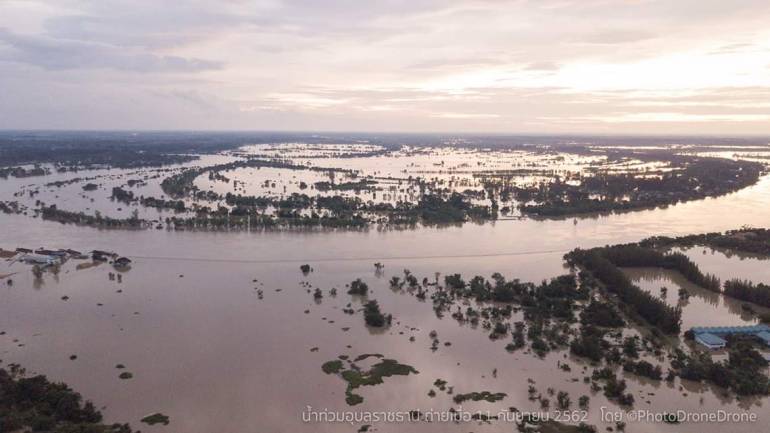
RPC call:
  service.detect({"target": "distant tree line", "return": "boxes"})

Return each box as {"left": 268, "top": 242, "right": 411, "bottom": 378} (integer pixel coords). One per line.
{"left": 514, "top": 157, "right": 763, "bottom": 217}
{"left": 642, "top": 228, "right": 770, "bottom": 257}
{"left": 0, "top": 165, "right": 48, "bottom": 179}
{"left": 0, "top": 132, "right": 258, "bottom": 169}
{"left": 39, "top": 205, "right": 146, "bottom": 228}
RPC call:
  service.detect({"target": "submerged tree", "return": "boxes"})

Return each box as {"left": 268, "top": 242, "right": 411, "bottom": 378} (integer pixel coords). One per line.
{"left": 348, "top": 278, "right": 369, "bottom": 296}
{"left": 363, "top": 300, "right": 391, "bottom": 327}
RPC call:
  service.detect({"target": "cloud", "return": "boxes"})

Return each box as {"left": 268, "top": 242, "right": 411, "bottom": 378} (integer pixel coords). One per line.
{"left": 556, "top": 112, "right": 770, "bottom": 123}
{"left": 2, "top": 0, "right": 770, "bottom": 133}
{"left": 525, "top": 61, "right": 561, "bottom": 71}
{"left": 0, "top": 28, "right": 222, "bottom": 72}
{"left": 152, "top": 89, "right": 220, "bottom": 111}
{"left": 708, "top": 42, "right": 758, "bottom": 55}
{"left": 430, "top": 112, "right": 500, "bottom": 119}
{"left": 581, "top": 29, "right": 656, "bottom": 45}
{"left": 407, "top": 57, "right": 507, "bottom": 71}
{"left": 42, "top": 4, "right": 251, "bottom": 49}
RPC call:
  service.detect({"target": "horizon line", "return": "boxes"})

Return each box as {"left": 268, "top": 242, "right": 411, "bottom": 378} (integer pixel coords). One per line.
{"left": 2, "top": 128, "right": 770, "bottom": 140}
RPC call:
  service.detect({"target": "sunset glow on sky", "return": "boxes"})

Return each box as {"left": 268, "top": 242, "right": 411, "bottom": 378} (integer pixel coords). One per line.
{"left": 2, "top": 0, "right": 770, "bottom": 134}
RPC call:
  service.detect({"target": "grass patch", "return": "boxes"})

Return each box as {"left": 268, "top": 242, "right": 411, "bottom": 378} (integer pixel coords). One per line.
{"left": 141, "top": 413, "right": 170, "bottom": 426}
{"left": 453, "top": 391, "right": 507, "bottom": 404}
{"left": 323, "top": 356, "right": 418, "bottom": 406}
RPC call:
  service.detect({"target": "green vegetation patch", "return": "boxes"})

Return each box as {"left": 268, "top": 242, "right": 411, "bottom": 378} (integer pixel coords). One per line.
{"left": 452, "top": 391, "right": 507, "bottom": 404}
{"left": 141, "top": 413, "right": 170, "bottom": 426}
{"left": 534, "top": 420, "right": 598, "bottom": 433}
{"left": 642, "top": 228, "right": 770, "bottom": 258}
{"left": 0, "top": 366, "right": 134, "bottom": 433}
{"left": 353, "top": 353, "right": 384, "bottom": 362}
{"left": 321, "top": 360, "right": 344, "bottom": 374}
{"left": 347, "top": 279, "right": 369, "bottom": 296}
{"left": 322, "top": 356, "right": 418, "bottom": 406}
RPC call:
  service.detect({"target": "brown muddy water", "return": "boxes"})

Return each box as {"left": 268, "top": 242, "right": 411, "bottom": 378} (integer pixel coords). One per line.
{"left": 4, "top": 168, "right": 770, "bottom": 432}
{"left": 623, "top": 268, "right": 762, "bottom": 330}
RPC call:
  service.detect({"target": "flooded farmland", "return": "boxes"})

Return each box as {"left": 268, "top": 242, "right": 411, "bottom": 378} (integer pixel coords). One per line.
{"left": 3, "top": 137, "right": 770, "bottom": 433}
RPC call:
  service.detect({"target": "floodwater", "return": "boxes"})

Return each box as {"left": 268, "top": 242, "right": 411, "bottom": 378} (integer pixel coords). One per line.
{"left": 675, "top": 246, "right": 770, "bottom": 285}
{"left": 623, "top": 268, "right": 762, "bottom": 330}
{"left": 3, "top": 149, "right": 770, "bottom": 433}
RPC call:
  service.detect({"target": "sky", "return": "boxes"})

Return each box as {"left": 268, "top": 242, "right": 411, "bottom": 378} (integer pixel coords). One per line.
{"left": 1, "top": 0, "right": 770, "bottom": 134}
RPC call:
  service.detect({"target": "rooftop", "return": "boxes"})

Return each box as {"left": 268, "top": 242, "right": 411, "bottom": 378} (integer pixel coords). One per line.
{"left": 691, "top": 324, "right": 770, "bottom": 335}
{"left": 695, "top": 333, "right": 727, "bottom": 347}
{"left": 756, "top": 331, "right": 770, "bottom": 345}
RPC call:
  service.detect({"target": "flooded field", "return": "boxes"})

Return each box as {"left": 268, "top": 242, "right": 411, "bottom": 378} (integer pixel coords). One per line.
{"left": 3, "top": 140, "right": 770, "bottom": 433}
{"left": 0, "top": 144, "right": 617, "bottom": 223}
{"left": 5, "top": 140, "right": 764, "bottom": 227}
{"left": 2, "top": 243, "right": 767, "bottom": 433}
{"left": 623, "top": 268, "right": 761, "bottom": 330}
{"left": 674, "top": 246, "right": 770, "bottom": 286}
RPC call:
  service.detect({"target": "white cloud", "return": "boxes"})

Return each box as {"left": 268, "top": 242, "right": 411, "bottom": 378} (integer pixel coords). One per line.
{"left": 1, "top": 0, "right": 770, "bottom": 133}
{"left": 0, "top": 28, "right": 222, "bottom": 72}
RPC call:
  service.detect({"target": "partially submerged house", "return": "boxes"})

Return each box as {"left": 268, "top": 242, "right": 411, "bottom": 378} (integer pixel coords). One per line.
{"left": 691, "top": 324, "right": 770, "bottom": 349}
{"left": 35, "top": 248, "right": 68, "bottom": 257}
{"left": 113, "top": 257, "right": 132, "bottom": 268}
{"left": 92, "top": 250, "right": 116, "bottom": 261}
{"left": 17, "top": 253, "right": 60, "bottom": 266}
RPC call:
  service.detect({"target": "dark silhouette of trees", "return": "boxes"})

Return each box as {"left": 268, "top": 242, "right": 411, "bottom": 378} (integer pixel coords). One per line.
{"left": 348, "top": 279, "right": 369, "bottom": 296}
{"left": 111, "top": 187, "right": 135, "bottom": 204}
{"left": 671, "top": 342, "right": 770, "bottom": 396}
{"left": 594, "top": 245, "right": 720, "bottom": 292}
{"left": 724, "top": 280, "right": 770, "bottom": 308}
{"left": 566, "top": 248, "right": 682, "bottom": 334}
{"left": 643, "top": 228, "right": 770, "bottom": 257}
{"left": 0, "top": 366, "right": 135, "bottom": 432}
{"left": 580, "top": 300, "right": 625, "bottom": 328}
{"left": 363, "top": 300, "right": 390, "bottom": 327}
{"left": 517, "top": 157, "right": 762, "bottom": 217}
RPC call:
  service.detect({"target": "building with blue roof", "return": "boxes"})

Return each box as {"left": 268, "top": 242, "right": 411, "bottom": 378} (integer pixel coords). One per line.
{"left": 690, "top": 324, "right": 770, "bottom": 349}
{"left": 694, "top": 332, "right": 727, "bottom": 349}
{"left": 757, "top": 331, "right": 770, "bottom": 346}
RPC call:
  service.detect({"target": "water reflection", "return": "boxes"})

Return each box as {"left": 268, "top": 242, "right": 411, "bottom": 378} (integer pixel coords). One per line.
{"left": 624, "top": 268, "right": 760, "bottom": 329}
